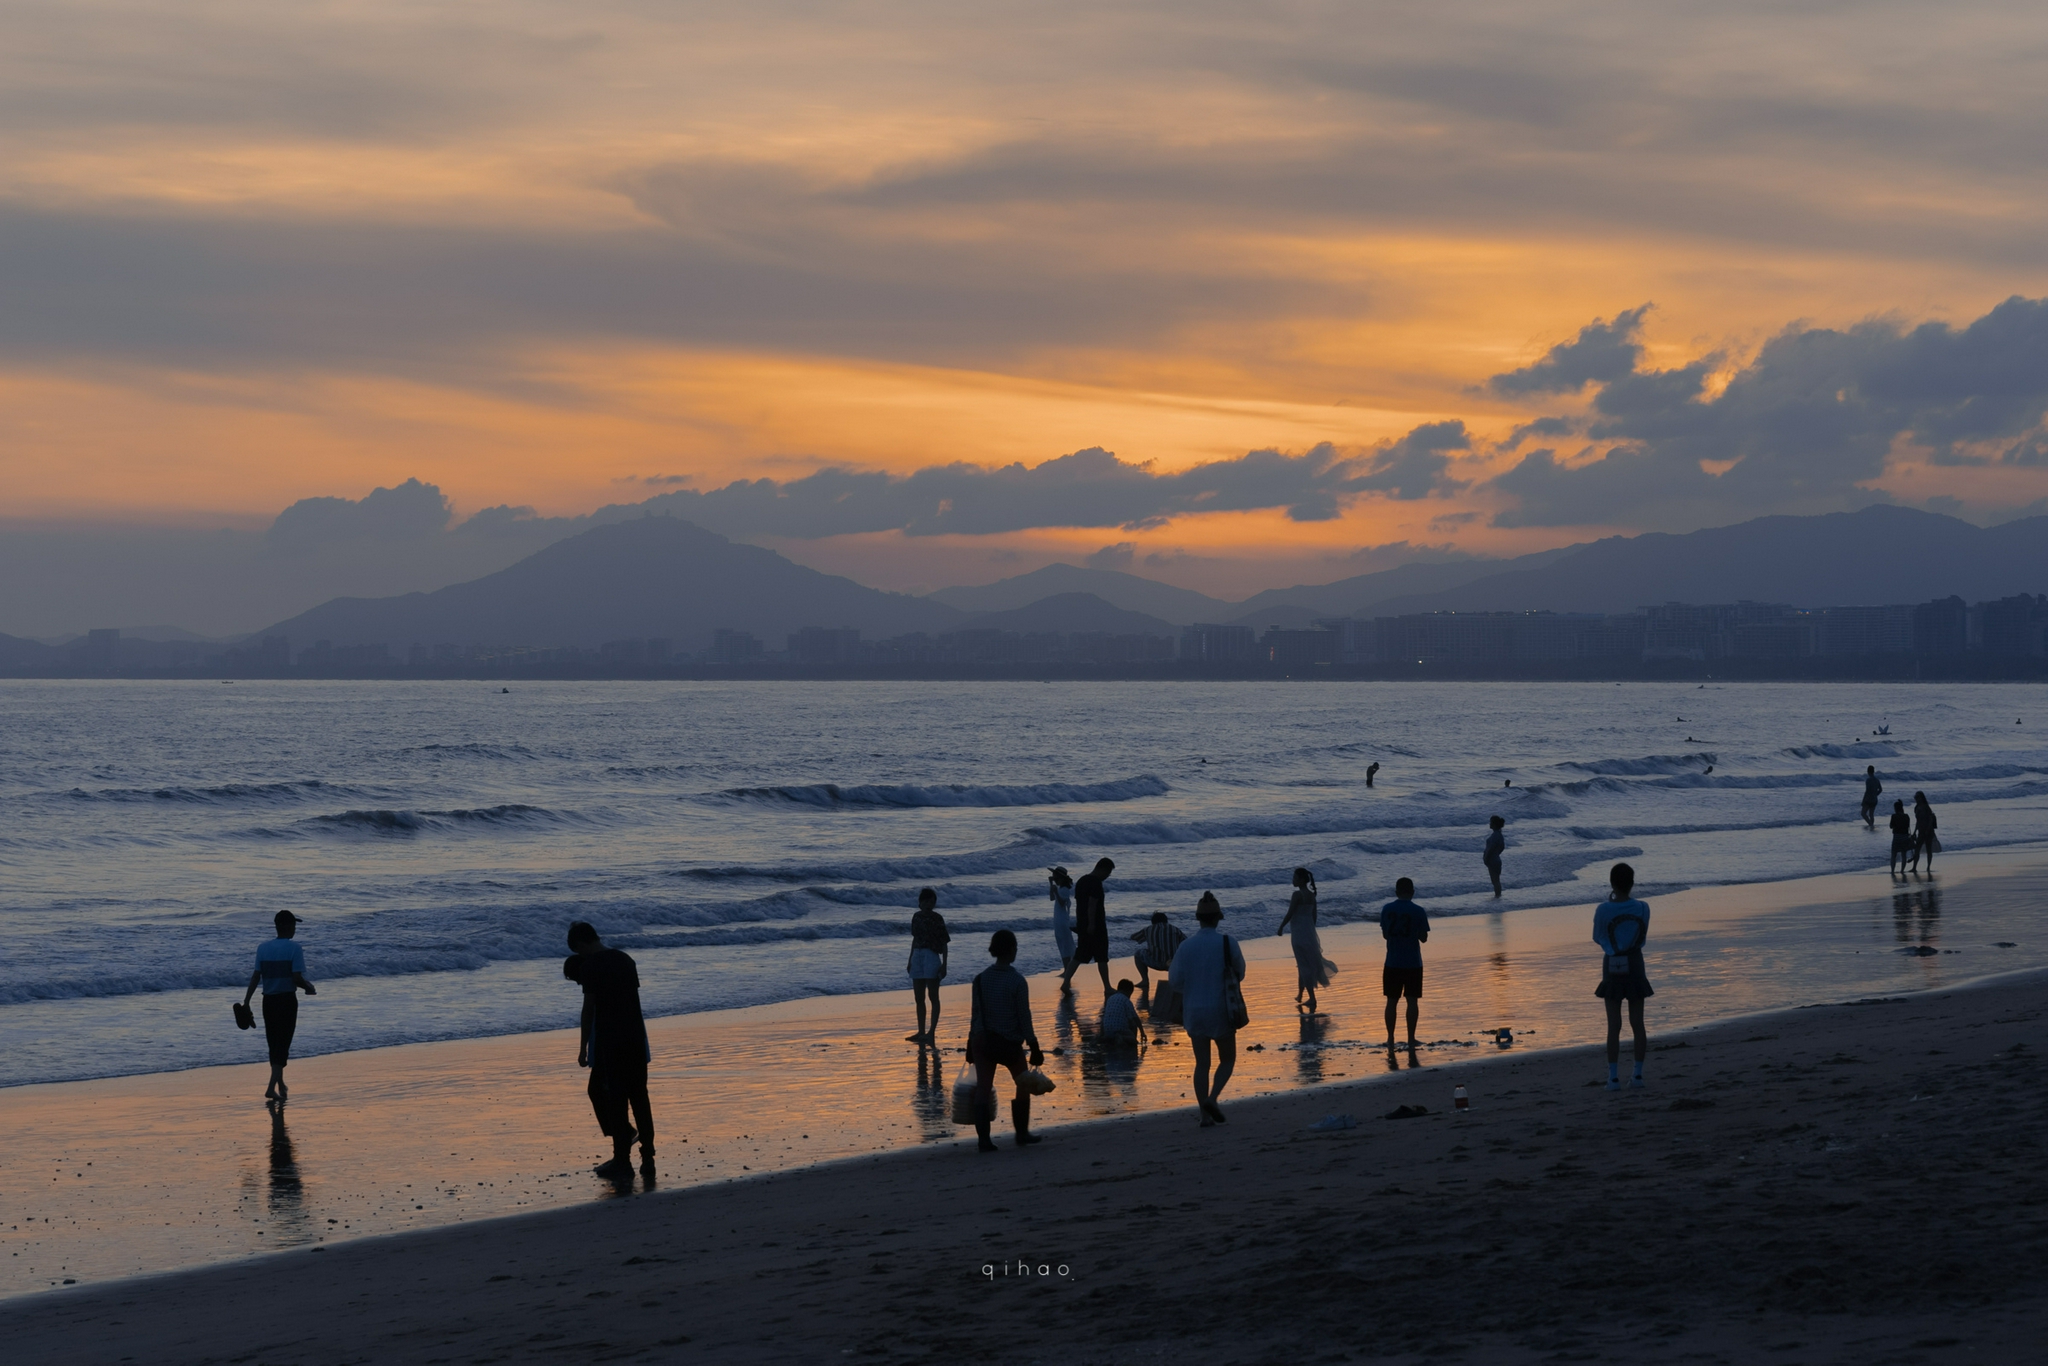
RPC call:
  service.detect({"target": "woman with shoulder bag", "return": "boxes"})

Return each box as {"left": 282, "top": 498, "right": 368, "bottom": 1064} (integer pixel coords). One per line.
{"left": 967, "top": 930, "right": 1046, "bottom": 1152}
{"left": 1167, "top": 892, "right": 1248, "bottom": 1127}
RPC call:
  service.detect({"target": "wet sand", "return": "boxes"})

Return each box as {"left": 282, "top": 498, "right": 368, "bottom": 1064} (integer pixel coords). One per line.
{"left": 6, "top": 965, "right": 2045, "bottom": 1364}
{"left": 4, "top": 848, "right": 2045, "bottom": 1299}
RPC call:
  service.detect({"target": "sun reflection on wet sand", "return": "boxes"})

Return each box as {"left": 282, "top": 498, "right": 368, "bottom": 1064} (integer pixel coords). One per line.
{"left": 4, "top": 850, "right": 2043, "bottom": 1296}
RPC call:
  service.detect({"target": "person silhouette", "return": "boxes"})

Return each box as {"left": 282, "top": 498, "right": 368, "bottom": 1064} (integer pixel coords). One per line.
{"left": 1049, "top": 867, "right": 1077, "bottom": 991}
{"left": 1274, "top": 867, "right": 1336, "bottom": 1013}
{"left": 905, "top": 887, "right": 949, "bottom": 1044}
{"left": 967, "top": 929, "right": 1045, "bottom": 1151}
{"left": 1913, "top": 791, "right": 1939, "bottom": 873}
{"left": 1593, "top": 864, "right": 1653, "bottom": 1090}
{"left": 1888, "top": 799, "right": 1912, "bottom": 875}
{"left": 1070, "top": 858, "right": 1116, "bottom": 995}
{"left": 564, "top": 921, "right": 655, "bottom": 1179}
{"left": 1483, "top": 815, "right": 1506, "bottom": 898}
{"left": 1168, "top": 892, "right": 1246, "bottom": 1126}
{"left": 242, "top": 910, "right": 316, "bottom": 1103}
{"left": 1861, "top": 765, "right": 1883, "bottom": 827}
{"left": 1379, "top": 878, "right": 1429, "bottom": 1054}
{"left": 1366, "top": 761, "right": 1380, "bottom": 788}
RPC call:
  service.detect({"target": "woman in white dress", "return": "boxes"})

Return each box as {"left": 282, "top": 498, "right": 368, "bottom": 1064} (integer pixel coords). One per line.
{"left": 1049, "top": 866, "right": 1077, "bottom": 991}
{"left": 1274, "top": 867, "right": 1337, "bottom": 1013}
{"left": 1167, "top": 892, "right": 1248, "bottom": 1127}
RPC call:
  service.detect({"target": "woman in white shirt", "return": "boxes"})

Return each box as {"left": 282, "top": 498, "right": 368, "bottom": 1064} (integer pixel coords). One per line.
{"left": 1167, "top": 892, "right": 1248, "bottom": 1127}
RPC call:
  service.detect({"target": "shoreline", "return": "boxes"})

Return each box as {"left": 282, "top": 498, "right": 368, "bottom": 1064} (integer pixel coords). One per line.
{"left": 7, "top": 967, "right": 2045, "bottom": 1363}
{"left": 9, "top": 838, "right": 2044, "bottom": 1094}
{"left": 5, "top": 843, "right": 2045, "bottom": 1301}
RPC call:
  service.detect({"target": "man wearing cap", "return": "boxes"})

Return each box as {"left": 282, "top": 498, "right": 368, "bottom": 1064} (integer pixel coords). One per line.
{"left": 242, "top": 911, "right": 316, "bottom": 1102}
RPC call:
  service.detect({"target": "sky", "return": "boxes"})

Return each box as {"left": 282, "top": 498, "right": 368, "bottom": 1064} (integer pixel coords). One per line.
{"left": 5, "top": 0, "right": 2048, "bottom": 633}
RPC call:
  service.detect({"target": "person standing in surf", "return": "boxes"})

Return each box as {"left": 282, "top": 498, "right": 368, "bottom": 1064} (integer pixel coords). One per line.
{"left": 1483, "top": 815, "right": 1507, "bottom": 898}
{"left": 1049, "top": 867, "right": 1077, "bottom": 991}
{"left": 1379, "top": 879, "right": 1428, "bottom": 1054}
{"left": 1168, "top": 892, "right": 1246, "bottom": 1126}
{"left": 1274, "top": 867, "right": 1336, "bottom": 1013}
{"left": 906, "top": 887, "right": 949, "bottom": 1044}
{"left": 1593, "top": 863, "right": 1653, "bottom": 1091}
{"left": 1070, "top": 857, "right": 1116, "bottom": 996}
{"left": 242, "top": 910, "right": 316, "bottom": 1103}
{"left": 564, "top": 921, "right": 655, "bottom": 1179}
{"left": 1913, "top": 791, "right": 1939, "bottom": 872}
{"left": 1861, "top": 766, "right": 1884, "bottom": 827}
{"left": 1888, "top": 799, "right": 1913, "bottom": 875}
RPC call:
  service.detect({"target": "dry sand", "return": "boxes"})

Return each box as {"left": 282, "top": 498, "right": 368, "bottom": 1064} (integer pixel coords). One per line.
{"left": 6, "top": 968, "right": 2044, "bottom": 1365}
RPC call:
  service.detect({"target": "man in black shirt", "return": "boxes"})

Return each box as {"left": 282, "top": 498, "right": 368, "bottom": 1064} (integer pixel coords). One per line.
{"left": 564, "top": 921, "right": 654, "bottom": 1179}
{"left": 1070, "top": 857, "right": 1116, "bottom": 996}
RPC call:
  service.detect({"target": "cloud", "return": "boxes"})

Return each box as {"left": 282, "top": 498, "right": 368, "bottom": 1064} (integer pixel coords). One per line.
{"left": 1488, "top": 306, "right": 1650, "bottom": 396}
{"left": 266, "top": 477, "right": 451, "bottom": 545}
{"left": 1504, "top": 415, "right": 1580, "bottom": 449}
{"left": 1486, "top": 295, "right": 2048, "bottom": 527}
{"left": 612, "top": 430, "right": 1466, "bottom": 539}
{"left": 1085, "top": 541, "right": 1137, "bottom": 569}
{"left": 1348, "top": 421, "right": 1471, "bottom": 501}
{"left": 1340, "top": 540, "right": 1485, "bottom": 572}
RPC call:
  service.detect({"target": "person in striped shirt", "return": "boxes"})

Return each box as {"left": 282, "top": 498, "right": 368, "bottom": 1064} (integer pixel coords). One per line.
{"left": 1128, "top": 911, "right": 1185, "bottom": 993}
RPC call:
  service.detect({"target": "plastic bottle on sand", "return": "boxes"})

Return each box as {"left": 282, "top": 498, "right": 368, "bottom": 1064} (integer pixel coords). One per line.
{"left": 1453, "top": 1084, "right": 1469, "bottom": 1113}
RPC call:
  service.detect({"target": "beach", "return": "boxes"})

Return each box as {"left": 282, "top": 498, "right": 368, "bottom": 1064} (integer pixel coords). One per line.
{"left": 6, "top": 847, "right": 2044, "bottom": 1297}
{"left": 4, "top": 845, "right": 2047, "bottom": 1361}
{"left": 5, "top": 965, "right": 2044, "bottom": 1364}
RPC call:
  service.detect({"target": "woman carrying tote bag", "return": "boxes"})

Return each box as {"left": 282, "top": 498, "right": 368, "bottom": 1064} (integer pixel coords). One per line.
{"left": 1167, "top": 892, "right": 1248, "bottom": 1127}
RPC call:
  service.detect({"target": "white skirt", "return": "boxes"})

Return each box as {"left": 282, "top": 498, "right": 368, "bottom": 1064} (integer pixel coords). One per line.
{"left": 908, "top": 947, "right": 945, "bottom": 981}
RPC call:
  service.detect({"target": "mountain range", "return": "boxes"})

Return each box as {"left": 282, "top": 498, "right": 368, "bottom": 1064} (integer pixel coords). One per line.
{"left": 91, "top": 504, "right": 2048, "bottom": 655}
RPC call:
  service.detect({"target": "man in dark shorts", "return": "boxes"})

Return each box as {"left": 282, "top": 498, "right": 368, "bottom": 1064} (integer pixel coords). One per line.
{"left": 242, "top": 910, "right": 316, "bottom": 1103}
{"left": 1380, "top": 878, "right": 1429, "bottom": 1055}
{"left": 1070, "top": 857, "right": 1116, "bottom": 996}
{"left": 564, "top": 921, "right": 654, "bottom": 1179}
{"left": 1861, "top": 766, "right": 1883, "bottom": 827}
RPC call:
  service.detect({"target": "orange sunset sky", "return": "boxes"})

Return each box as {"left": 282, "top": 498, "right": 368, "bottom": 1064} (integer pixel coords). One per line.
{"left": 5, "top": 0, "right": 2048, "bottom": 611}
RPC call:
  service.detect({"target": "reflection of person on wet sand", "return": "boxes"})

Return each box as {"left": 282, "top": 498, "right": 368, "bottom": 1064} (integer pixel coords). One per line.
{"left": 905, "top": 887, "right": 949, "bottom": 1044}
{"left": 242, "top": 910, "right": 315, "bottom": 1104}
{"left": 1379, "top": 879, "right": 1429, "bottom": 1055}
{"left": 1274, "top": 867, "right": 1336, "bottom": 1013}
{"left": 1594, "top": 863, "right": 1652, "bottom": 1091}
{"left": 1067, "top": 858, "right": 1116, "bottom": 996}
{"left": 1888, "top": 800, "right": 1913, "bottom": 875}
{"left": 1861, "top": 765, "right": 1883, "bottom": 827}
{"left": 1483, "top": 816, "right": 1506, "bottom": 898}
{"left": 564, "top": 921, "right": 655, "bottom": 1180}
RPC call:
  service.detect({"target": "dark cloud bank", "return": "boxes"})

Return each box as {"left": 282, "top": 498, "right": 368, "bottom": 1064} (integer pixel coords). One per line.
{"left": 1485, "top": 296, "right": 2048, "bottom": 527}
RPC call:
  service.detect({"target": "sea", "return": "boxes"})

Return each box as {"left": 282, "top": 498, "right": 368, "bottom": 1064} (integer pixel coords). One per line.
{"left": 3, "top": 679, "right": 2044, "bottom": 1089}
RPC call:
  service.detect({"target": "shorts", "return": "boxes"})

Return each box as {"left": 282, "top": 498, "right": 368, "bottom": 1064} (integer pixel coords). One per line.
{"left": 262, "top": 992, "right": 299, "bottom": 1068}
{"left": 1382, "top": 966, "right": 1424, "bottom": 1001}
{"left": 1073, "top": 926, "right": 1110, "bottom": 965}
{"left": 1595, "top": 951, "right": 1654, "bottom": 1001}
{"left": 908, "top": 947, "right": 945, "bottom": 981}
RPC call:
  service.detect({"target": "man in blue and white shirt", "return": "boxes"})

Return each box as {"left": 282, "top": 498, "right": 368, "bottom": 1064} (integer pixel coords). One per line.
{"left": 242, "top": 910, "right": 316, "bottom": 1102}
